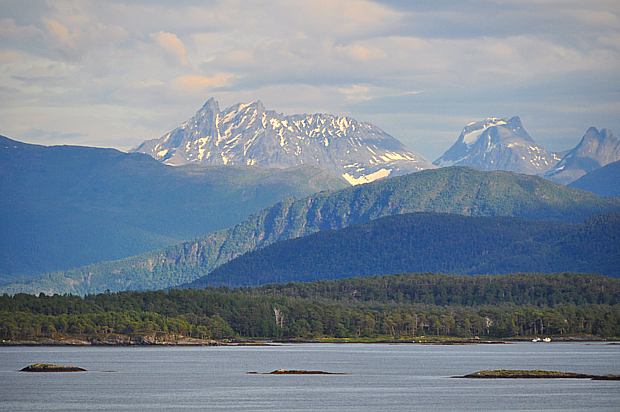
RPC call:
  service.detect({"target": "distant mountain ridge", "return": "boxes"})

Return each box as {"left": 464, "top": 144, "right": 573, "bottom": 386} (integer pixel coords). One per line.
{"left": 4, "top": 166, "right": 619, "bottom": 296}
{"left": 568, "top": 159, "right": 620, "bottom": 198}
{"left": 131, "top": 98, "right": 436, "bottom": 185}
{"left": 434, "top": 117, "right": 561, "bottom": 174}
{"left": 0, "top": 135, "right": 348, "bottom": 283}
{"left": 543, "top": 127, "right": 620, "bottom": 185}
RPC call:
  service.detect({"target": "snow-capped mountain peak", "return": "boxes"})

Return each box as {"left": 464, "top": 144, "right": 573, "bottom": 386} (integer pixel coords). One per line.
{"left": 434, "top": 116, "right": 558, "bottom": 174}
{"left": 461, "top": 118, "right": 509, "bottom": 147}
{"left": 132, "top": 98, "right": 436, "bottom": 185}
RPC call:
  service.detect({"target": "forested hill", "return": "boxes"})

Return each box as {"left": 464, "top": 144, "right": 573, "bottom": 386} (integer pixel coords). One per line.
{"left": 4, "top": 166, "right": 619, "bottom": 295}
{"left": 188, "top": 212, "right": 620, "bottom": 288}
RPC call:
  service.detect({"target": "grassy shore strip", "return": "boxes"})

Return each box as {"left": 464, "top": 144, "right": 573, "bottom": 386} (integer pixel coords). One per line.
{"left": 2, "top": 336, "right": 223, "bottom": 346}
{"left": 274, "top": 336, "right": 509, "bottom": 344}
{"left": 458, "top": 370, "right": 620, "bottom": 380}
{"left": 20, "top": 363, "right": 86, "bottom": 372}
{"left": 4, "top": 334, "right": 617, "bottom": 346}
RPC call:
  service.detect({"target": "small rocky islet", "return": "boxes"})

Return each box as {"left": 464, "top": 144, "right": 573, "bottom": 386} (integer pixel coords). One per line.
{"left": 20, "top": 363, "right": 86, "bottom": 372}
{"left": 248, "top": 369, "right": 346, "bottom": 375}
{"left": 458, "top": 369, "right": 620, "bottom": 380}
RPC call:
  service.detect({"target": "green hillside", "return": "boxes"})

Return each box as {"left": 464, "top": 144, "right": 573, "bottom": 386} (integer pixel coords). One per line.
{"left": 0, "top": 135, "right": 348, "bottom": 283}
{"left": 4, "top": 166, "right": 619, "bottom": 295}
{"left": 188, "top": 212, "right": 620, "bottom": 288}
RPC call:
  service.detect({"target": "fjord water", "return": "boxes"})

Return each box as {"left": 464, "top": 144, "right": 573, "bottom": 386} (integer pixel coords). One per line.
{"left": 1, "top": 343, "right": 618, "bottom": 411}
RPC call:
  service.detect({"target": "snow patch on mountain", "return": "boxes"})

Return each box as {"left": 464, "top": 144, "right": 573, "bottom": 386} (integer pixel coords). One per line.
{"left": 462, "top": 118, "right": 507, "bottom": 147}
{"left": 343, "top": 168, "right": 392, "bottom": 185}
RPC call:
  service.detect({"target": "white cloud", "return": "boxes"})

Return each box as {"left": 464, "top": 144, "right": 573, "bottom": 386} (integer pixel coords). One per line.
{"left": 169, "top": 74, "right": 230, "bottom": 94}
{"left": 151, "top": 31, "right": 189, "bottom": 67}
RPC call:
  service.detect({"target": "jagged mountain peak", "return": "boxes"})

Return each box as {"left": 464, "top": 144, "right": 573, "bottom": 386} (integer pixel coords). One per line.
{"left": 200, "top": 97, "right": 220, "bottom": 113}
{"left": 132, "top": 98, "right": 436, "bottom": 185}
{"left": 582, "top": 127, "right": 615, "bottom": 144}
{"left": 434, "top": 116, "right": 559, "bottom": 174}
{"left": 543, "top": 127, "right": 620, "bottom": 185}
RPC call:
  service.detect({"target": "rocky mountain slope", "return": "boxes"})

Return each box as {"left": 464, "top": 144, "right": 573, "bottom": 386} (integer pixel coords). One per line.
{"left": 0, "top": 135, "right": 347, "bottom": 283}
{"left": 434, "top": 117, "right": 561, "bottom": 174}
{"left": 543, "top": 127, "right": 620, "bottom": 185}
{"left": 131, "top": 98, "right": 436, "bottom": 185}
{"left": 4, "top": 166, "right": 619, "bottom": 295}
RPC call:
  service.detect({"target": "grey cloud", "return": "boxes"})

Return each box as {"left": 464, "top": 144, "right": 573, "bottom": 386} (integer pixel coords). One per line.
{"left": 19, "top": 128, "right": 89, "bottom": 145}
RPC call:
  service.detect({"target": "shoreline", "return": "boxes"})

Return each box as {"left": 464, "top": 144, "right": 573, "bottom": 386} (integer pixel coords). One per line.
{"left": 1, "top": 335, "right": 615, "bottom": 347}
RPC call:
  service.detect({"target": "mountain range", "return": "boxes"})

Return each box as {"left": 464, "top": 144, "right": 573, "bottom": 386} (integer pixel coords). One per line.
{"left": 2, "top": 99, "right": 620, "bottom": 295}
{"left": 131, "top": 98, "right": 436, "bottom": 185}
{"left": 3, "top": 166, "right": 618, "bottom": 295}
{"left": 132, "top": 99, "right": 619, "bottom": 187}
{"left": 0, "top": 135, "right": 347, "bottom": 283}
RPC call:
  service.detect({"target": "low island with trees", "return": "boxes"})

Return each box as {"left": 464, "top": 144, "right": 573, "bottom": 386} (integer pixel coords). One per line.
{"left": 1, "top": 272, "right": 619, "bottom": 344}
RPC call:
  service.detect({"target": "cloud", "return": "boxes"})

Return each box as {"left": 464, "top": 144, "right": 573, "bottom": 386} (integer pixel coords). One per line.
{"left": 0, "top": 0, "right": 618, "bottom": 160}
{"left": 151, "top": 31, "right": 189, "bottom": 67}
{"left": 278, "top": 0, "right": 401, "bottom": 39}
{"left": 41, "top": 17, "right": 127, "bottom": 61}
{"left": 563, "top": 9, "right": 619, "bottom": 27}
{"left": 131, "top": 79, "right": 165, "bottom": 89}
{"left": 336, "top": 44, "right": 387, "bottom": 61}
{"left": 19, "top": 128, "right": 89, "bottom": 144}
{"left": 0, "top": 18, "right": 41, "bottom": 39}
{"left": 169, "top": 74, "right": 229, "bottom": 93}
{"left": 0, "top": 51, "right": 21, "bottom": 64}
{"left": 42, "top": 18, "right": 78, "bottom": 58}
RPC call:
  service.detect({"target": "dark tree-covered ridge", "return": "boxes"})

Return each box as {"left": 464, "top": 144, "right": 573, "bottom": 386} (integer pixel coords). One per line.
{"left": 190, "top": 211, "right": 620, "bottom": 288}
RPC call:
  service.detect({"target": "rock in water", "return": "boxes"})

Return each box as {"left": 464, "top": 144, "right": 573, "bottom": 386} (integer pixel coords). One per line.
{"left": 20, "top": 363, "right": 86, "bottom": 372}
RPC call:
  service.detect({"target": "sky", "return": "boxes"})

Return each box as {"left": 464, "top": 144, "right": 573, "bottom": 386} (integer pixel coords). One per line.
{"left": 1, "top": 0, "right": 619, "bottom": 161}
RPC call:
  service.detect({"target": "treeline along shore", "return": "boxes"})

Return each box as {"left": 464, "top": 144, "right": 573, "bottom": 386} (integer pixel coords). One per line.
{"left": 2, "top": 272, "right": 619, "bottom": 343}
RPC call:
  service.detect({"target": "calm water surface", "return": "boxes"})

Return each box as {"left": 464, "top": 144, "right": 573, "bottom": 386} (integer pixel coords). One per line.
{"left": 1, "top": 342, "right": 618, "bottom": 411}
